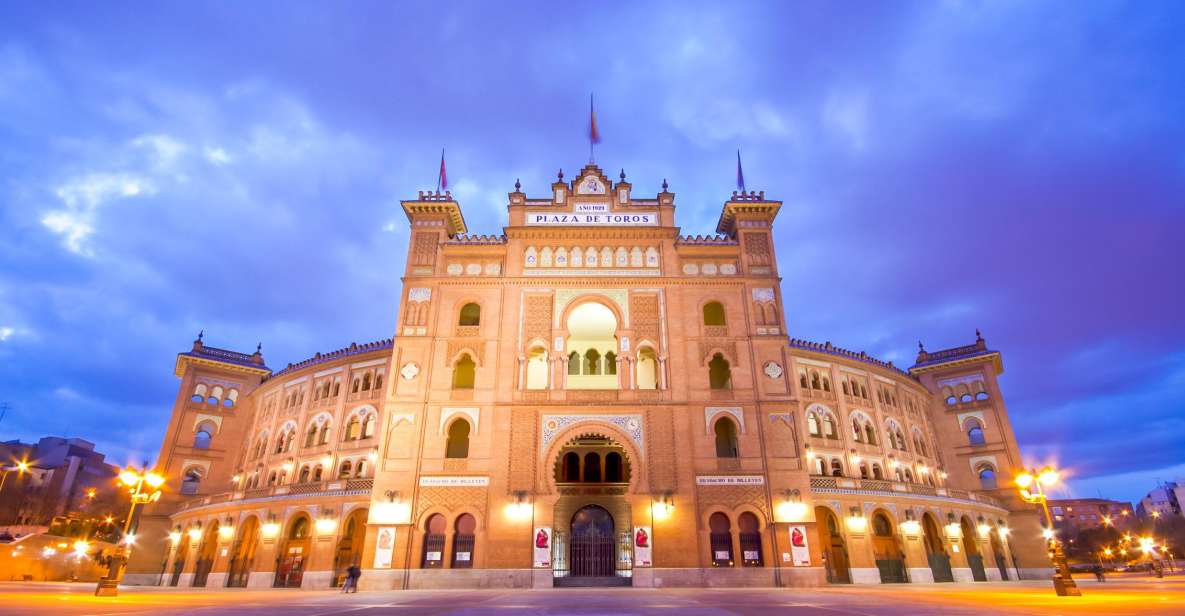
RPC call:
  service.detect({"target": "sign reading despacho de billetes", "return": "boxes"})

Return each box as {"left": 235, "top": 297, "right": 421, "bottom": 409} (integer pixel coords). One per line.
{"left": 418, "top": 476, "right": 490, "bottom": 487}
{"left": 695, "top": 475, "right": 766, "bottom": 486}
{"left": 525, "top": 212, "right": 657, "bottom": 226}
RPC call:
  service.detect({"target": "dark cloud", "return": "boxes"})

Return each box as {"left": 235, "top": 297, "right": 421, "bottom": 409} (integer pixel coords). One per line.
{"left": 0, "top": 1, "right": 1182, "bottom": 503}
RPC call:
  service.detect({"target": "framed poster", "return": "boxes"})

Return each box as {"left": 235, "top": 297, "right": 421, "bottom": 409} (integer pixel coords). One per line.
{"left": 533, "top": 527, "right": 552, "bottom": 568}
{"left": 373, "top": 526, "right": 396, "bottom": 569}
{"left": 790, "top": 524, "right": 811, "bottom": 566}
{"left": 633, "top": 526, "right": 652, "bottom": 567}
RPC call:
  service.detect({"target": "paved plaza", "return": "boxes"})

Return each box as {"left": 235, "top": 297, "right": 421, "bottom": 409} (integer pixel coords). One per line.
{"left": 1, "top": 575, "right": 1183, "bottom": 616}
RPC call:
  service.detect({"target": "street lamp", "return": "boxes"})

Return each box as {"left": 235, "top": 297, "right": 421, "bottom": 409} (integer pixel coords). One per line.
{"left": 0, "top": 460, "right": 30, "bottom": 491}
{"left": 94, "top": 466, "right": 164, "bottom": 597}
{"left": 1015, "top": 466, "right": 1080, "bottom": 596}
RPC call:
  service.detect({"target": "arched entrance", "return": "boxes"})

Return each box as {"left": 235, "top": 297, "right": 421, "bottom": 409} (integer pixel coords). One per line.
{"left": 168, "top": 531, "right": 190, "bottom": 586}
{"left": 814, "top": 506, "right": 851, "bottom": 583}
{"left": 989, "top": 526, "right": 1010, "bottom": 580}
{"left": 960, "top": 516, "right": 987, "bottom": 581}
{"left": 922, "top": 513, "right": 953, "bottom": 582}
{"left": 192, "top": 521, "right": 219, "bottom": 587}
{"left": 226, "top": 516, "right": 259, "bottom": 588}
{"left": 274, "top": 515, "right": 311, "bottom": 588}
{"left": 871, "top": 511, "right": 907, "bottom": 583}
{"left": 570, "top": 505, "right": 615, "bottom": 577}
{"left": 332, "top": 508, "right": 368, "bottom": 587}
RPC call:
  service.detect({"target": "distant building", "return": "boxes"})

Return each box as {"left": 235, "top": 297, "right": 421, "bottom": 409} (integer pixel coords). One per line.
{"left": 1136, "top": 481, "right": 1182, "bottom": 520}
{"left": 1047, "top": 498, "right": 1135, "bottom": 534}
{"left": 0, "top": 437, "right": 120, "bottom": 527}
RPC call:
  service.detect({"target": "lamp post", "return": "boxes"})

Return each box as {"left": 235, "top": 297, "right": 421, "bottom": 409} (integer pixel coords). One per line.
{"left": 94, "top": 467, "right": 164, "bottom": 596}
{"left": 1015, "top": 467, "right": 1080, "bottom": 596}
{"left": 0, "top": 460, "right": 30, "bottom": 491}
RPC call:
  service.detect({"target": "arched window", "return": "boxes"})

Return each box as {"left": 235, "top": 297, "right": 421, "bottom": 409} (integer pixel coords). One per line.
{"left": 583, "top": 349, "right": 601, "bottom": 375}
{"left": 978, "top": 466, "right": 998, "bottom": 490}
{"left": 374, "top": 372, "right": 383, "bottom": 391}
{"left": 526, "top": 347, "right": 548, "bottom": 390}
{"left": 708, "top": 353, "right": 732, "bottom": 390}
{"left": 422, "top": 514, "right": 446, "bottom": 568}
{"left": 332, "top": 381, "right": 341, "bottom": 397}
{"left": 193, "top": 424, "right": 214, "bottom": 449}
{"left": 351, "top": 378, "right": 361, "bottom": 394}
{"left": 452, "top": 514, "right": 477, "bottom": 568}
{"left": 714, "top": 417, "right": 739, "bottom": 458}
{"left": 872, "top": 464, "right": 884, "bottom": 480}
{"left": 191, "top": 384, "right": 207, "bottom": 403}
{"left": 354, "top": 460, "right": 366, "bottom": 477}
{"left": 738, "top": 512, "right": 763, "bottom": 567}
{"left": 709, "top": 512, "right": 734, "bottom": 566}
{"left": 446, "top": 419, "right": 471, "bottom": 459}
{"left": 703, "top": 302, "right": 726, "bottom": 326}
{"left": 822, "top": 414, "right": 837, "bottom": 439}
{"left": 814, "top": 456, "right": 827, "bottom": 475}
{"left": 268, "top": 471, "right": 277, "bottom": 486}
{"left": 318, "top": 422, "right": 331, "bottom": 446}
{"left": 872, "top": 513, "right": 893, "bottom": 537}
{"left": 904, "top": 469, "right": 914, "bottom": 483}
{"left": 562, "top": 452, "right": 580, "bottom": 482}
{"left": 345, "top": 416, "right": 361, "bottom": 441}
{"left": 304, "top": 424, "right": 317, "bottom": 448}
{"left": 604, "top": 351, "right": 617, "bottom": 376}
{"left": 338, "top": 460, "right": 352, "bottom": 479}
{"left": 298, "top": 466, "right": 310, "bottom": 483}
{"left": 362, "top": 413, "right": 376, "bottom": 439}
{"left": 181, "top": 468, "right": 202, "bottom": 495}
{"left": 452, "top": 354, "right": 476, "bottom": 389}
{"left": 605, "top": 452, "right": 623, "bottom": 482}
{"left": 568, "top": 351, "right": 581, "bottom": 376}
{"left": 967, "top": 420, "right": 986, "bottom": 446}
{"left": 807, "top": 413, "right": 820, "bottom": 437}
{"left": 852, "top": 419, "right": 863, "bottom": 442}
{"left": 458, "top": 303, "right": 481, "bottom": 326}
{"left": 830, "top": 458, "right": 844, "bottom": 477}
{"left": 636, "top": 347, "right": 658, "bottom": 390}
{"left": 313, "top": 465, "right": 323, "bottom": 481}
{"left": 865, "top": 424, "right": 877, "bottom": 445}
{"left": 583, "top": 452, "right": 601, "bottom": 482}
{"left": 859, "top": 463, "right": 870, "bottom": 479}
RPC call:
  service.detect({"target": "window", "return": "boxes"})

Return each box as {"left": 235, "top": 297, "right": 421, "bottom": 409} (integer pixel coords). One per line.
{"left": 304, "top": 424, "right": 317, "bottom": 448}
{"left": 191, "top": 384, "right": 207, "bottom": 403}
{"left": 298, "top": 466, "right": 310, "bottom": 483}
{"left": 318, "top": 422, "right": 331, "bottom": 446}
{"left": 562, "top": 452, "right": 580, "bottom": 482}
{"left": 452, "top": 355, "right": 476, "bottom": 389}
{"left": 852, "top": 419, "right": 863, "bottom": 443}
{"left": 193, "top": 426, "right": 213, "bottom": 450}
{"left": 354, "top": 460, "right": 366, "bottom": 477}
{"left": 738, "top": 512, "right": 763, "bottom": 567}
{"left": 807, "top": 413, "right": 820, "bottom": 437}
{"left": 636, "top": 347, "right": 658, "bottom": 390}
{"left": 313, "top": 465, "right": 323, "bottom": 481}
{"left": 714, "top": 417, "right": 739, "bottom": 458}
{"left": 708, "top": 353, "right": 732, "bottom": 389}
{"left": 967, "top": 420, "right": 986, "bottom": 446}
{"left": 361, "top": 372, "right": 372, "bottom": 391}
{"left": 446, "top": 419, "right": 471, "bottom": 459}
{"left": 703, "top": 302, "right": 726, "bottom": 326}
{"left": 860, "top": 463, "right": 869, "bottom": 479}
{"left": 830, "top": 459, "right": 844, "bottom": 477}
{"left": 181, "top": 469, "right": 202, "bottom": 495}
{"left": 865, "top": 424, "right": 877, "bottom": 445}
{"left": 605, "top": 452, "right": 624, "bottom": 482}
{"left": 567, "top": 352, "right": 581, "bottom": 375}
{"left": 584, "top": 349, "right": 601, "bottom": 375}
{"left": 873, "top": 513, "right": 893, "bottom": 537}
{"left": 605, "top": 351, "right": 617, "bottom": 375}
{"left": 458, "top": 303, "right": 481, "bottom": 326}
{"left": 978, "top": 466, "right": 998, "bottom": 490}
{"left": 583, "top": 452, "right": 601, "bottom": 482}
{"left": 339, "top": 460, "right": 353, "bottom": 479}
{"left": 822, "top": 414, "right": 837, "bottom": 439}
{"left": 709, "top": 512, "right": 734, "bottom": 566}
{"left": 814, "top": 457, "right": 827, "bottom": 475}
{"left": 362, "top": 414, "right": 376, "bottom": 439}
{"left": 872, "top": 464, "right": 884, "bottom": 480}
{"left": 526, "top": 347, "right": 548, "bottom": 390}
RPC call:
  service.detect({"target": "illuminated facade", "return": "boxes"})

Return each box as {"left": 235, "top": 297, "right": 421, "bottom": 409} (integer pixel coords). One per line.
{"left": 126, "top": 164, "right": 1052, "bottom": 588}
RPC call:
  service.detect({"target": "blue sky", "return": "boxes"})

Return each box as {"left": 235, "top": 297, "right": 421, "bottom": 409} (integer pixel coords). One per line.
{"left": 1, "top": 1, "right": 1182, "bottom": 505}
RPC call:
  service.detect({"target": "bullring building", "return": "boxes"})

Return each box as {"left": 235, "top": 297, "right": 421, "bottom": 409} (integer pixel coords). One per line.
{"left": 125, "top": 163, "right": 1052, "bottom": 589}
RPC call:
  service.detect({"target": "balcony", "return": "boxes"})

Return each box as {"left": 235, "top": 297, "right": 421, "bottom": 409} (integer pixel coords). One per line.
{"left": 808, "top": 476, "right": 1003, "bottom": 509}
{"left": 175, "top": 478, "right": 375, "bottom": 513}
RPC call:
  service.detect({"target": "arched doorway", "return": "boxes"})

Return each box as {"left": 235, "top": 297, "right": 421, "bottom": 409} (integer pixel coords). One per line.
{"left": 332, "top": 508, "right": 368, "bottom": 587}
{"left": 570, "top": 505, "right": 615, "bottom": 577}
{"left": 168, "top": 531, "right": 190, "bottom": 586}
{"left": 922, "top": 513, "right": 953, "bottom": 582}
{"left": 226, "top": 516, "right": 259, "bottom": 588}
{"left": 451, "top": 513, "right": 477, "bottom": 568}
{"left": 960, "top": 516, "right": 987, "bottom": 581}
{"left": 814, "top": 506, "right": 850, "bottom": 583}
{"left": 871, "top": 511, "right": 907, "bottom": 583}
{"left": 421, "top": 513, "right": 446, "bottom": 568}
{"left": 989, "top": 526, "right": 1010, "bottom": 580}
{"left": 274, "top": 515, "right": 311, "bottom": 588}
{"left": 192, "top": 521, "right": 219, "bottom": 587}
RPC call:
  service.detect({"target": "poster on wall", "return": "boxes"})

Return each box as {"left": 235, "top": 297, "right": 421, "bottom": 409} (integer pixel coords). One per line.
{"left": 789, "top": 524, "right": 811, "bottom": 566}
{"left": 373, "top": 526, "right": 396, "bottom": 569}
{"left": 633, "top": 526, "right": 652, "bottom": 567}
{"left": 533, "top": 527, "right": 552, "bottom": 568}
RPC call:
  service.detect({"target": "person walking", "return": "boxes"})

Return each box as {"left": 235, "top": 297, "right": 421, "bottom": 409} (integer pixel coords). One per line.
{"left": 345, "top": 564, "right": 361, "bottom": 593}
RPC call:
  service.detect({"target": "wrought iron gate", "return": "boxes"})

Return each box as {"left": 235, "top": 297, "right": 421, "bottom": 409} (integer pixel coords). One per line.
{"left": 570, "top": 531, "right": 615, "bottom": 576}
{"left": 928, "top": 552, "right": 954, "bottom": 582}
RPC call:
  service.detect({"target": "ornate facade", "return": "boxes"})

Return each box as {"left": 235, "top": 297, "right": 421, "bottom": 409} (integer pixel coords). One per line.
{"left": 125, "top": 164, "right": 1052, "bottom": 589}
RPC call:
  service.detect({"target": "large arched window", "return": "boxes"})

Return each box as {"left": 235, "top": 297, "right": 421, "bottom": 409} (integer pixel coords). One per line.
{"left": 708, "top": 353, "right": 732, "bottom": 390}
{"left": 181, "top": 468, "right": 202, "bottom": 495}
{"left": 967, "top": 419, "right": 986, "bottom": 446}
{"left": 452, "top": 354, "right": 476, "bottom": 390}
{"left": 452, "top": 514, "right": 476, "bottom": 568}
{"left": 446, "top": 419, "right": 471, "bottom": 459}
{"left": 703, "top": 302, "right": 726, "bottom": 326}
{"left": 714, "top": 417, "right": 739, "bottom": 458}
{"left": 193, "top": 423, "right": 214, "bottom": 449}
{"left": 738, "top": 512, "right": 763, "bottom": 567}
{"left": 978, "top": 465, "right": 998, "bottom": 490}
{"left": 458, "top": 303, "right": 481, "bottom": 326}
{"left": 709, "top": 512, "right": 734, "bottom": 566}
{"left": 565, "top": 302, "right": 619, "bottom": 389}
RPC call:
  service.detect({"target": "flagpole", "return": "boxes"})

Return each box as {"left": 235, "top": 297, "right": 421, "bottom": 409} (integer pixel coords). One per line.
{"left": 589, "top": 94, "right": 595, "bottom": 164}
{"left": 437, "top": 148, "right": 444, "bottom": 193}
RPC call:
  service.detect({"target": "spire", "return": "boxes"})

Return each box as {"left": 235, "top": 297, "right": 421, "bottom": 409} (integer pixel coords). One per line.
{"left": 662, "top": 178, "right": 669, "bottom": 192}
{"left": 514, "top": 178, "right": 521, "bottom": 192}
{"left": 619, "top": 169, "right": 626, "bottom": 182}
